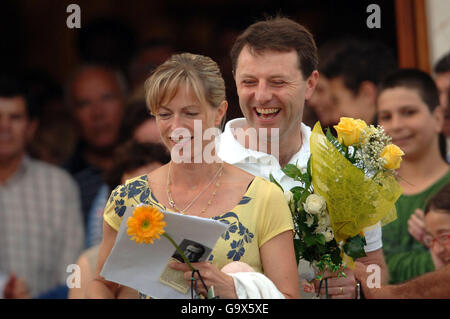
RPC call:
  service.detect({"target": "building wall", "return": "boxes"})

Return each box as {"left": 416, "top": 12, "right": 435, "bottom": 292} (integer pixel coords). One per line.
{"left": 426, "top": 0, "right": 450, "bottom": 71}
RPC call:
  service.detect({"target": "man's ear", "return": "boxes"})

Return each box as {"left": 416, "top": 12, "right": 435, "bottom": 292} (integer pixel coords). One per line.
{"left": 358, "top": 81, "right": 377, "bottom": 104}
{"left": 26, "top": 119, "right": 38, "bottom": 143}
{"left": 305, "top": 70, "right": 319, "bottom": 100}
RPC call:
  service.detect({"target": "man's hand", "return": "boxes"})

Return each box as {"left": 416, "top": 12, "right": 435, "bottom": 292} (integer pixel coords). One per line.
{"left": 354, "top": 262, "right": 390, "bottom": 299}
{"left": 4, "top": 273, "right": 31, "bottom": 299}
{"left": 314, "top": 267, "right": 357, "bottom": 299}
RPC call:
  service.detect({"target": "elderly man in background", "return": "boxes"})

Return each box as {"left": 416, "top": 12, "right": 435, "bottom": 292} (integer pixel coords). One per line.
{"left": 64, "top": 64, "right": 127, "bottom": 229}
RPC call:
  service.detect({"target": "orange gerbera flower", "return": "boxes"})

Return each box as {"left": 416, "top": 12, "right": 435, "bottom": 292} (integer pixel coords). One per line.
{"left": 127, "top": 205, "right": 166, "bottom": 244}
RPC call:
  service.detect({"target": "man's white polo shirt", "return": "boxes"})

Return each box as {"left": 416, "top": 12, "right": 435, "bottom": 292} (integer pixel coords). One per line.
{"left": 217, "top": 118, "right": 382, "bottom": 253}
{"left": 217, "top": 118, "right": 311, "bottom": 191}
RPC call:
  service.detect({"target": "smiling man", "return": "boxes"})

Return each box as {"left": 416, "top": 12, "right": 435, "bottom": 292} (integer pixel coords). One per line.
{"left": 218, "top": 17, "right": 318, "bottom": 185}
{"left": 217, "top": 17, "right": 389, "bottom": 299}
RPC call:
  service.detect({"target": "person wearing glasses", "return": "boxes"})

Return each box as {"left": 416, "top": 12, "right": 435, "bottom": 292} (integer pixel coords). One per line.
{"left": 376, "top": 69, "right": 449, "bottom": 284}
{"left": 355, "top": 182, "right": 450, "bottom": 298}
{"left": 422, "top": 183, "right": 450, "bottom": 272}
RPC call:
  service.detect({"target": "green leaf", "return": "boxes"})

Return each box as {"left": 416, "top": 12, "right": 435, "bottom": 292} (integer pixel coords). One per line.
{"left": 290, "top": 186, "right": 304, "bottom": 195}
{"left": 304, "top": 236, "right": 317, "bottom": 247}
{"left": 282, "top": 164, "right": 300, "bottom": 180}
{"left": 314, "top": 233, "right": 326, "bottom": 246}
{"left": 343, "top": 234, "right": 367, "bottom": 260}
{"left": 290, "top": 186, "right": 304, "bottom": 204}
{"left": 306, "top": 155, "right": 312, "bottom": 178}
{"left": 326, "top": 127, "right": 346, "bottom": 155}
{"left": 330, "top": 246, "right": 343, "bottom": 265}
{"left": 269, "top": 173, "right": 284, "bottom": 193}
{"left": 300, "top": 188, "right": 311, "bottom": 204}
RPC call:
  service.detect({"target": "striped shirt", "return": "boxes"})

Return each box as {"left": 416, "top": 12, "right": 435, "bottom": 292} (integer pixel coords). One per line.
{"left": 0, "top": 156, "right": 84, "bottom": 297}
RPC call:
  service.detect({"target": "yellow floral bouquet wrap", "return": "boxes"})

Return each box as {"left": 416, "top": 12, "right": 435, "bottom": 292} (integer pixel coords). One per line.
{"left": 310, "top": 122, "right": 402, "bottom": 244}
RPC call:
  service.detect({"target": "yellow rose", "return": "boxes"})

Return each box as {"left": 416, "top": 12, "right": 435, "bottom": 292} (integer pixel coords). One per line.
{"left": 380, "top": 144, "right": 404, "bottom": 170}
{"left": 333, "top": 117, "right": 368, "bottom": 146}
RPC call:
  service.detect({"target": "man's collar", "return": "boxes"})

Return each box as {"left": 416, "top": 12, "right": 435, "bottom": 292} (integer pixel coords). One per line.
{"left": 217, "top": 117, "right": 311, "bottom": 165}
{"left": 1, "top": 155, "right": 31, "bottom": 186}
{"left": 217, "top": 118, "right": 258, "bottom": 163}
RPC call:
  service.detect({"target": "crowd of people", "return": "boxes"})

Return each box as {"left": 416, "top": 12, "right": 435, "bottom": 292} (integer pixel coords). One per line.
{"left": 1, "top": 15, "right": 449, "bottom": 299}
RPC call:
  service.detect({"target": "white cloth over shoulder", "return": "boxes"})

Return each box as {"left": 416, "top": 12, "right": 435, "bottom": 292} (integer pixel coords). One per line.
{"left": 228, "top": 272, "right": 285, "bottom": 299}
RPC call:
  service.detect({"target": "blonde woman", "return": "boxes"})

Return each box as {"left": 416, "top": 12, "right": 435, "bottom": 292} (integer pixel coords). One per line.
{"left": 86, "top": 53, "right": 300, "bottom": 299}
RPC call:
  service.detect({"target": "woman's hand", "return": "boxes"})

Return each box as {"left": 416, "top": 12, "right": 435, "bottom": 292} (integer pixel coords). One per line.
{"left": 169, "top": 261, "right": 237, "bottom": 298}
{"left": 408, "top": 209, "right": 427, "bottom": 246}
{"left": 85, "top": 221, "right": 120, "bottom": 299}
{"left": 4, "top": 273, "right": 31, "bottom": 299}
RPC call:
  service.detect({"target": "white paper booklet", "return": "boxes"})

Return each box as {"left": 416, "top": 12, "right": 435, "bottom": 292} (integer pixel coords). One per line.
{"left": 101, "top": 206, "right": 229, "bottom": 299}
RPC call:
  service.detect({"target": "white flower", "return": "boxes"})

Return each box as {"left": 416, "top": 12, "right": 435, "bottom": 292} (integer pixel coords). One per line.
{"left": 304, "top": 194, "right": 326, "bottom": 215}
{"left": 318, "top": 212, "right": 331, "bottom": 229}
{"left": 324, "top": 227, "right": 334, "bottom": 242}
{"left": 296, "top": 162, "right": 307, "bottom": 174}
{"left": 314, "top": 213, "right": 332, "bottom": 238}
{"left": 305, "top": 213, "right": 315, "bottom": 227}
{"left": 284, "top": 190, "right": 293, "bottom": 203}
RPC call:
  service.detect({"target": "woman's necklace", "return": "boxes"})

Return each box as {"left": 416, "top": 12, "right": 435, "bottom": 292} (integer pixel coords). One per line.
{"left": 166, "top": 162, "right": 224, "bottom": 215}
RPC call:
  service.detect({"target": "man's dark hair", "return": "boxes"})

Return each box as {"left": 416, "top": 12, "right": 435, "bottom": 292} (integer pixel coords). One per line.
{"left": 230, "top": 16, "right": 318, "bottom": 79}
{"left": 321, "top": 37, "right": 397, "bottom": 95}
{"left": 117, "top": 101, "right": 155, "bottom": 144}
{"left": 0, "top": 73, "right": 38, "bottom": 119}
{"left": 425, "top": 182, "right": 450, "bottom": 215}
{"left": 105, "top": 141, "right": 170, "bottom": 190}
{"left": 434, "top": 52, "right": 450, "bottom": 74}
{"left": 377, "top": 68, "right": 440, "bottom": 112}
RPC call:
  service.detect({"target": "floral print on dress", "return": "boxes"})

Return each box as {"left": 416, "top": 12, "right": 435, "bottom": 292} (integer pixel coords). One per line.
{"left": 212, "top": 206, "right": 254, "bottom": 262}
{"left": 227, "top": 239, "right": 246, "bottom": 261}
{"left": 110, "top": 175, "right": 255, "bottom": 263}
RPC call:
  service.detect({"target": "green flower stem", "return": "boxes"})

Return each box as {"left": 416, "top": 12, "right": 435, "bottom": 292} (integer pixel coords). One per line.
{"left": 371, "top": 170, "right": 380, "bottom": 181}
{"left": 162, "top": 233, "right": 195, "bottom": 271}
{"left": 317, "top": 278, "right": 329, "bottom": 299}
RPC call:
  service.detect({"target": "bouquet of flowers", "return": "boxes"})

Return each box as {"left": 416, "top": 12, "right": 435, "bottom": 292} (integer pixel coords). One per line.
{"left": 275, "top": 118, "right": 404, "bottom": 281}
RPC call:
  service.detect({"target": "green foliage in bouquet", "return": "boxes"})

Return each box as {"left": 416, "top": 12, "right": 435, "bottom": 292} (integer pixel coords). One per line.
{"left": 272, "top": 159, "right": 366, "bottom": 280}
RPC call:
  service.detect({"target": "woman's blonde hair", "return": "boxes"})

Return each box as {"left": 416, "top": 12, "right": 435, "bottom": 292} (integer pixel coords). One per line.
{"left": 145, "top": 53, "right": 226, "bottom": 120}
